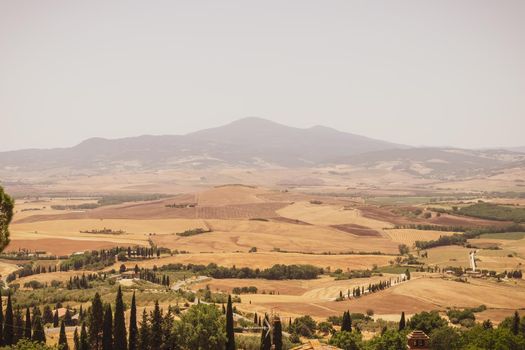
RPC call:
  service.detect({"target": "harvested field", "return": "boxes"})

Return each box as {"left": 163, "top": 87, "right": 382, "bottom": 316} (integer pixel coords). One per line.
{"left": 270, "top": 217, "right": 312, "bottom": 225}
{"left": 10, "top": 218, "right": 207, "bottom": 243}
{"left": 5, "top": 238, "right": 120, "bottom": 255}
{"left": 196, "top": 185, "right": 267, "bottom": 205}
{"left": 277, "top": 202, "right": 392, "bottom": 229}
{"left": 16, "top": 202, "right": 289, "bottom": 223}
{"left": 424, "top": 245, "right": 525, "bottom": 271}
{"left": 229, "top": 275, "right": 525, "bottom": 322}
{"left": 331, "top": 224, "right": 381, "bottom": 237}
{"left": 151, "top": 219, "right": 399, "bottom": 254}
{"left": 384, "top": 229, "right": 457, "bottom": 246}
{"left": 119, "top": 252, "right": 396, "bottom": 271}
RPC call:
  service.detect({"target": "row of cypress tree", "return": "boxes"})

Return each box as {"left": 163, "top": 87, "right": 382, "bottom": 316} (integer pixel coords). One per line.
{"left": 0, "top": 290, "right": 46, "bottom": 347}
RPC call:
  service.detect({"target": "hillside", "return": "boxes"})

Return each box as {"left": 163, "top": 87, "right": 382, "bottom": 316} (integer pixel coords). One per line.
{"left": 1, "top": 118, "right": 524, "bottom": 180}
{"left": 0, "top": 117, "right": 403, "bottom": 170}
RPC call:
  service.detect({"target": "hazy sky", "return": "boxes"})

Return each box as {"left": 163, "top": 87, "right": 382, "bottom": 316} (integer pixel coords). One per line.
{"left": 1, "top": 0, "right": 524, "bottom": 151}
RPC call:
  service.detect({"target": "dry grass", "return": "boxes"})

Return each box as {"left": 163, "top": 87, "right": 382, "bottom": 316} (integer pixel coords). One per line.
{"left": 8, "top": 219, "right": 206, "bottom": 250}
{"left": 276, "top": 202, "right": 393, "bottom": 229}
{"left": 384, "top": 229, "right": 457, "bottom": 246}
{"left": 423, "top": 245, "right": 525, "bottom": 271}
{"left": 119, "top": 252, "right": 396, "bottom": 271}
{"left": 223, "top": 274, "right": 525, "bottom": 322}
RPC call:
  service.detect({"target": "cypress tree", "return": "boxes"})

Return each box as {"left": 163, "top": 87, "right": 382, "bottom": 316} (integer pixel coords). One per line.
{"left": 103, "top": 304, "right": 113, "bottom": 350}
{"left": 138, "top": 309, "right": 150, "bottom": 350}
{"left": 32, "top": 316, "right": 46, "bottom": 343}
{"left": 399, "top": 312, "right": 406, "bottom": 331}
{"left": 226, "top": 295, "right": 235, "bottom": 350}
{"left": 42, "top": 305, "right": 53, "bottom": 325}
{"left": 272, "top": 316, "right": 283, "bottom": 350}
{"left": 74, "top": 327, "right": 80, "bottom": 350}
{"left": 162, "top": 308, "right": 174, "bottom": 346}
{"left": 341, "top": 311, "right": 352, "bottom": 332}
{"left": 32, "top": 306, "right": 42, "bottom": 320}
{"left": 150, "top": 301, "right": 162, "bottom": 350}
{"left": 260, "top": 314, "right": 271, "bottom": 350}
{"left": 64, "top": 309, "right": 73, "bottom": 326}
{"left": 14, "top": 308, "right": 23, "bottom": 343}
{"left": 254, "top": 313, "right": 258, "bottom": 325}
{"left": 80, "top": 323, "right": 89, "bottom": 350}
{"left": 59, "top": 320, "right": 69, "bottom": 350}
{"left": 129, "top": 292, "right": 138, "bottom": 350}
{"left": 89, "top": 292, "right": 104, "bottom": 350}
{"left": 53, "top": 309, "right": 59, "bottom": 327}
{"left": 24, "top": 307, "right": 32, "bottom": 339}
{"left": 3, "top": 292, "right": 14, "bottom": 345}
{"left": 114, "top": 287, "right": 127, "bottom": 350}
{"left": 512, "top": 311, "right": 520, "bottom": 335}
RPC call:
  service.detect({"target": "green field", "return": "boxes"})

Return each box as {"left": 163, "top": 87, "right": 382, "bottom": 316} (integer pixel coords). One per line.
{"left": 478, "top": 232, "right": 525, "bottom": 240}
{"left": 459, "top": 203, "right": 525, "bottom": 223}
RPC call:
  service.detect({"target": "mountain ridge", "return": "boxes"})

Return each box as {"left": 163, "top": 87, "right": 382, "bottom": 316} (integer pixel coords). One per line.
{"left": 1, "top": 117, "right": 523, "bottom": 178}
{"left": 0, "top": 117, "right": 404, "bottom": 170}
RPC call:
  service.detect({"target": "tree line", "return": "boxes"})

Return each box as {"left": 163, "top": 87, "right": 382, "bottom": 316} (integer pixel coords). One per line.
{"left": 159, "top": 263, "right": 323, "bottom": 280}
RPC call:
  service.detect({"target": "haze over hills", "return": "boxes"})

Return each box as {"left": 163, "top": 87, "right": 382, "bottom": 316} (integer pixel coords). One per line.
{"left": 0, "top": 117, "right": 524, "bottom": 178}
{"left": 0, "top": 117, "right": 403, "bottom": 169}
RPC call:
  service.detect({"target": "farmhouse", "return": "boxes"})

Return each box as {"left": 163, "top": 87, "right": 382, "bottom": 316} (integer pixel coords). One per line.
{"left": 406, "top": 330, "right": 429, "bottom": 349}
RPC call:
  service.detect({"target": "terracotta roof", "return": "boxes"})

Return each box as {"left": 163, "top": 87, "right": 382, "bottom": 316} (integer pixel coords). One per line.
{"left": 407, "top": 330, "right": 430, "bottom": 340}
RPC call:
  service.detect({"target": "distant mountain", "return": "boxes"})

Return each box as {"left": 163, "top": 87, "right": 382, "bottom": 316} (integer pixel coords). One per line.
{"left": 0, "top": 117, "right": 405, "bottom": 170}
{"left": 1, "top": 117, "right": 523, "bottom": 178}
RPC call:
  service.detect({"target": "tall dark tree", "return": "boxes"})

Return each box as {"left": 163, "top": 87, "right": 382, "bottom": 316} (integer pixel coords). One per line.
{"left": 341, "top": 311, "right": 352, "bottom": 332}
{"left": 129, "top": 292, "right": 138, "bottom": 350}
{"left": 13, "top": 308, "right": 23, "bottom": 343}
{"left": 3, "top": 292, "right": 14, "bottom": 345}
{"left": 74, "top": 327, "right": 80, "bottom": 350}
{"left": 64, "top": 309, "right": 73, "bottom": 326}
{"left": 103, "top": 304, "right": 113, "bottom": 350}
{"left": 78, "top": 305, "right": 84, "bottom": 323}
{"left": 114, "top": 286, "right": 127, "bottom": 350}
{"left": 399, "top": 312, "right": 406, "bottom": 331}
{"left": 80, "top": 323, "right": 89, "bottom": 350}
{"left": 42, "top": 305, "right": 53, "bottom": 325}
{"left": 89, "top": 292, "right": 104, "bottom": 350}
{"left": 53, "top": 309, "right": 59, "bottom": 328}
{"left": 32, "top": 316, "right": 46, "bottom": 343}
{"left": 162, "top": 308, "right": 174, "bottom": 347}
{"left": 226, "top": 295, "right": 235, "bottom": 350}
{"left": 138, "top": 309, "right": 150, "bottom": 350}
{"left": 150, "top": 301, "right": 162, "bottom": 350}
{"left": 260, "top": 314, "right": 271, "bottom": 350}
{"left": 59, "top": 320, "right": 69, "bottom": 350}
{"left": 24, "top": 307, "right": 32, "bottom": 339}
{"left": 272, "top": 316, "right": 283, "bottom": 350}
{"left": 512, "top": 311, "right": 520, "bottom": 335}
